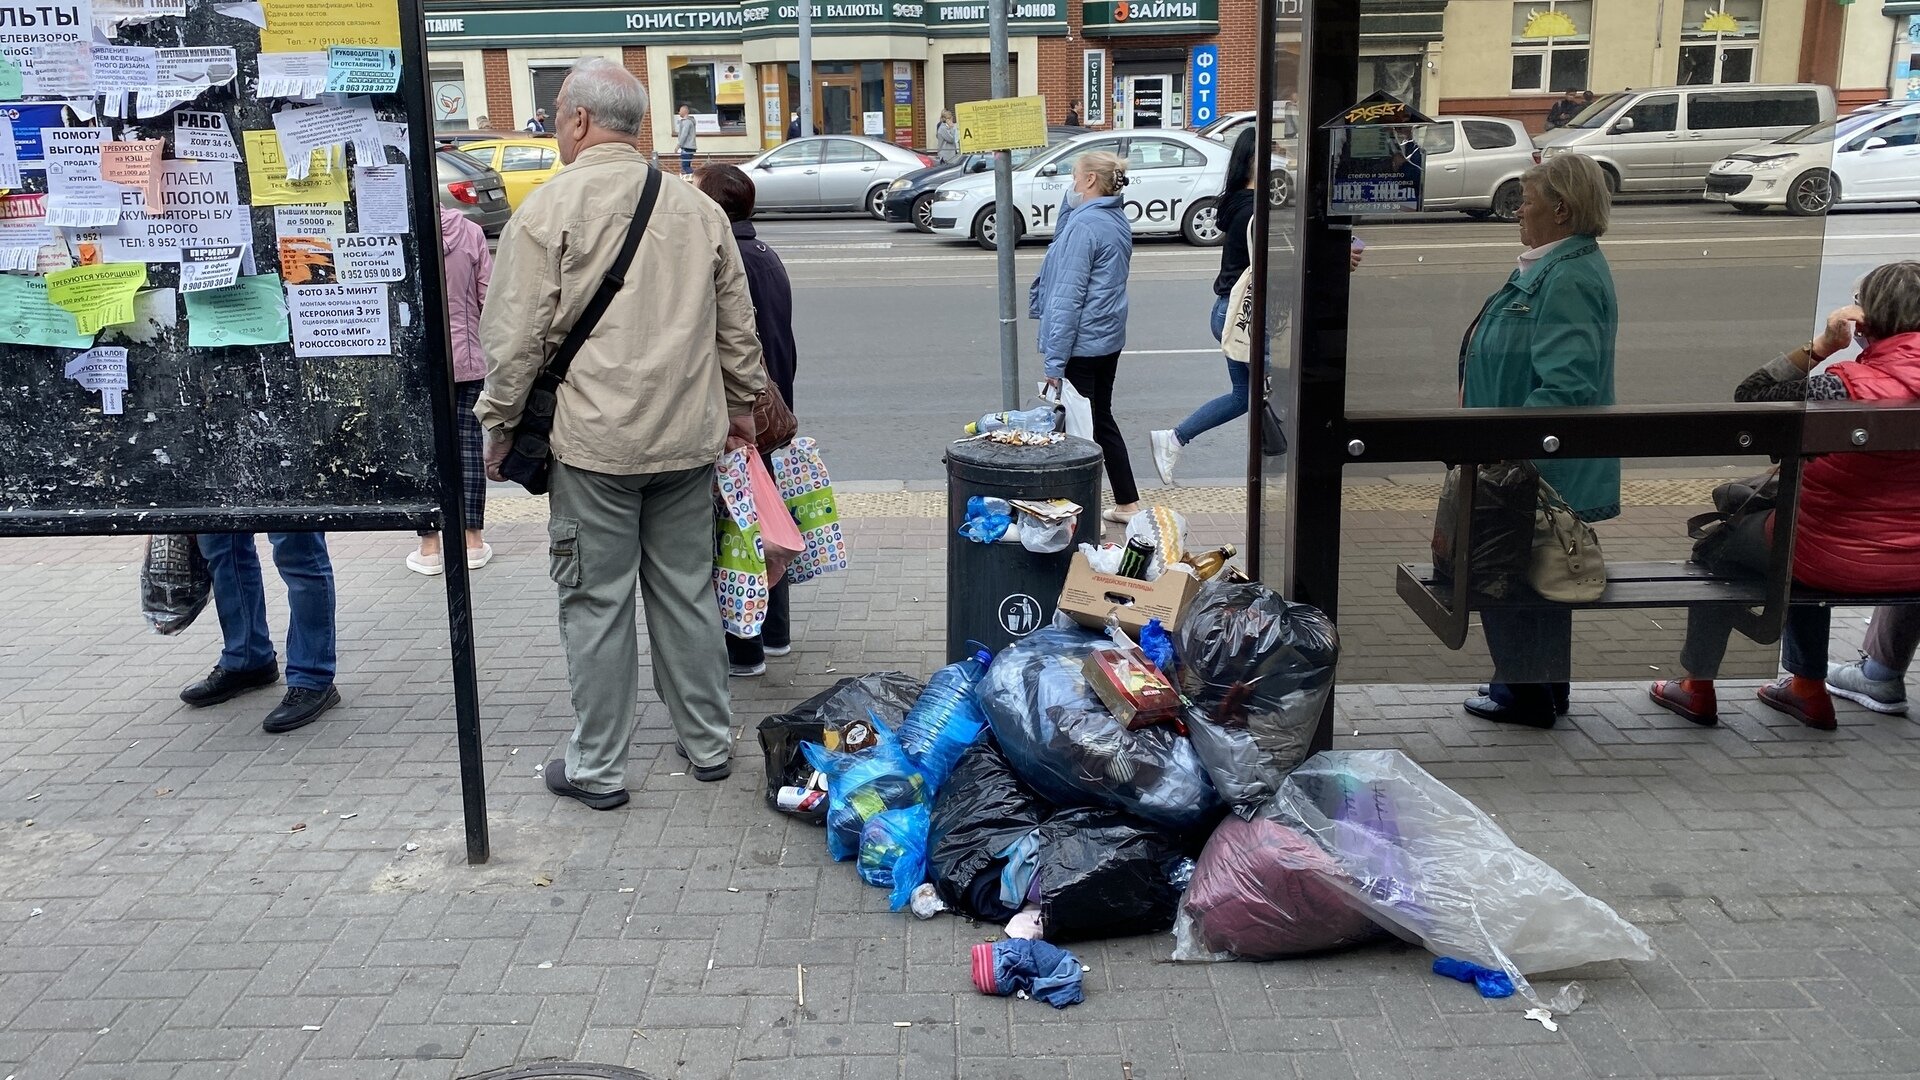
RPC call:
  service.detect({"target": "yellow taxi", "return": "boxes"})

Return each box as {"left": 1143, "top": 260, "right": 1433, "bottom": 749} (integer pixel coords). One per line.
{"left": 455, "top": 137, "right": 563, "bottom": 210}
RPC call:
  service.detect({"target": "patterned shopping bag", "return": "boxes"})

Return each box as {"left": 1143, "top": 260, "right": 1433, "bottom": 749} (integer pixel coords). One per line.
{"left": 772, "top": 437, "right": 848, "bottom": 584}
{"left": 713, "top": 447, "right": 770, "bottom": 638}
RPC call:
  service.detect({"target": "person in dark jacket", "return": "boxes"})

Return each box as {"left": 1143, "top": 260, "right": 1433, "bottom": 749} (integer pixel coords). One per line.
{"left": 1651, "top": 261, "right": 1920, "bottom": 730}
{"left": 1030, "top": 149, "right": 1137, "bottom": 521}
{"left": 694, "top": 163, "right": 799, "bottom": 677}
{"left": 1459, "top": 152, "right": 1620, "bottom": 730}
{"left": 1544, "top": 89, "right": 1583, "bottom": 129}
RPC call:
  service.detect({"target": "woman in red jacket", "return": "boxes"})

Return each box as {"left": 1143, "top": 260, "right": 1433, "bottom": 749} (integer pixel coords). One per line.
{"left": 1652, "top": 260, "right": 1920, "bottom": 729}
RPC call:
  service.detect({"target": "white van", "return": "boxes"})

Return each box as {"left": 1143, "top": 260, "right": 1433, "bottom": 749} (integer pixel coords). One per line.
{"left": 1534, "top": 84, "right": 1834, "bottom": 193}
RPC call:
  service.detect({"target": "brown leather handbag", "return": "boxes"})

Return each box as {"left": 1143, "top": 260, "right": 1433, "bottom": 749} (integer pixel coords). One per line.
{"left": 753, "top": 380, "right": 797, "bottom": 453}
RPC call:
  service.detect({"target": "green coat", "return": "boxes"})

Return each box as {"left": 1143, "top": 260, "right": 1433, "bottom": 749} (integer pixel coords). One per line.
{"left": 1459, "top": 234, "right": 1621, "bottom": 521}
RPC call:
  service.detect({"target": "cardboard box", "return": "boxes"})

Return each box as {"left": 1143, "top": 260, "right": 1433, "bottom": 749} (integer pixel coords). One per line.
{"left": 1083, "top": 645, "right": 1181, "bottom": 729}
{"left": 1057, "top": 551, "right": 1202, "bottom": 636}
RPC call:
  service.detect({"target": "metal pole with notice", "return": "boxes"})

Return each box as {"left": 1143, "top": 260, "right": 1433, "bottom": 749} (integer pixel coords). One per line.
{"left": 988, "top": 0, "right": 1019, "bottom": 410}
{"left": 797, "top": 0, "right": 814, "bottom": 139}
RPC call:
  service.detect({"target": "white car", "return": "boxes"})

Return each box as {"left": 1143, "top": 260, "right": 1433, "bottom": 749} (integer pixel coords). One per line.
{"left": 927, "top": 129, "right": 1238, "bottom": 250}
{"left": 1704, "top": 100, "right": 1920, "bottom": 216}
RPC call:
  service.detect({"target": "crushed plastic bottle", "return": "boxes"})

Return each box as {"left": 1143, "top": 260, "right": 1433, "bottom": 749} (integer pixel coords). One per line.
{"left": 898, "top": 648, "right": 993, "bottom": 788}
{"left": 967, "top": 407, "right": 1057, "bottom": 436}
{"left": 910, "top": 882, "right": 948, "bottom": 919}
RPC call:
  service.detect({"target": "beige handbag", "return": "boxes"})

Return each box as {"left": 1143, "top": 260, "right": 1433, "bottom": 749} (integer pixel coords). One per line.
{"left": 1220, "top": 218, "right": 1257, "bottom": 363}
{"left": 1528, "top": 481, "right": 1606, "bottom": 602}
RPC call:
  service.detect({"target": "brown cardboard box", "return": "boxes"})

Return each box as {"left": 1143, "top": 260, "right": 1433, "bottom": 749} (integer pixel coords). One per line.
{"left": 1083, "top": 645, "right": 1181, "bottom": 729}
{"left": 1057, "top": 551, "right": 1202, "bottom": 636}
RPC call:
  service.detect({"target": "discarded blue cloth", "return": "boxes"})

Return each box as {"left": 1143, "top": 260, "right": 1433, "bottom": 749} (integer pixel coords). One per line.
{"left": 1433, "top": 956, "right": 1516, "bottom": 999}
{"left": 1139, "top": 618, "right": 1178, "bottom": 677}
{"left": 972, "top": 938, "right": 1085, "bottom": 1008}
{"left": 997, "top": 829, "right": 1044, "bottom": 911}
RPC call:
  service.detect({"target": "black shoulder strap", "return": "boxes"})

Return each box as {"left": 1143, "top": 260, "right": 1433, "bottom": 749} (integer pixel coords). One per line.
{"left": 544, "top": 166, "right": 663, "bottom": 384}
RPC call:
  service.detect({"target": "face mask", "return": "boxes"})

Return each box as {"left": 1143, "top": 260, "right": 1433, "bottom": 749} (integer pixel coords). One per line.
{"left": 1064, "top": 190, "right": 1085, "bottom": 209}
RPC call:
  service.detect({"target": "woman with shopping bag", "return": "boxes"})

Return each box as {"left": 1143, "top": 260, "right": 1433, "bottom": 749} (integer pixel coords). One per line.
{"left": 694, "top": 164, "right": 804, "bottom": 677}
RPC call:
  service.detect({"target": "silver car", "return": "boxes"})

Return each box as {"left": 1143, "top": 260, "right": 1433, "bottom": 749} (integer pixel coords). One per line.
{"left": 742, "top": 136, "right": 934, "bottom": 219}
{"left": 1413, "top": 116, "right": 1537, "bottom": 221}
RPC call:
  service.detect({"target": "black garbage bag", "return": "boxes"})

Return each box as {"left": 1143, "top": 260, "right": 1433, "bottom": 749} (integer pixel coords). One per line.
{"left": 1178, "top": 580, "right": 1339, "bottom": 813}
{"left": 140, "top": 534, "right": 211, "bottom": 636}
{"left": 1036, "top": 807, "right": 1186, "bottom": 943}
{"left": 756, "top": 672, "right": 925, "bottom": 823}
{"left": 978, "top": 628, "right": 1223, "bottom": 836}
{"left": 1431, "top": 461, "right": 1538, "bottom": 601}
{"left": 928, "top": 738, "right": 1046, "bottom": 923}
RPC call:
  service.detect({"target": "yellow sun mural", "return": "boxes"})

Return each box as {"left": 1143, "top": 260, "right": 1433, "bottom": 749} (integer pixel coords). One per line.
{"left": 1520, "top": 8, "right": 1580, "bottom": 38}
{"left": 1700, "top": 9, "right": 1741, "bottom": 34}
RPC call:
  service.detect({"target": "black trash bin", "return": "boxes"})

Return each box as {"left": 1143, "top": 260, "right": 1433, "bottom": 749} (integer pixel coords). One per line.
{"left": 945, "top": 435, "right": 1103, "bottom": 662}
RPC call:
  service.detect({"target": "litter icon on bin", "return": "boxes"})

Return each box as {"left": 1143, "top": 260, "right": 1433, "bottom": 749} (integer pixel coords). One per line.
{"left": 999, "top": 593, "right": 1043, "bottom": 636}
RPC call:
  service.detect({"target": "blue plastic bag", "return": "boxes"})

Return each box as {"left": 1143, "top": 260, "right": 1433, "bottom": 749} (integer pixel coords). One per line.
{"left": 859, "top": 803, "right": 932, "bottom": 911}
{"left": 958, "top": 496, "right": 1013, "bottom": 543}
{"left": 801, "top": 720, "right": 928, "bottom": 862}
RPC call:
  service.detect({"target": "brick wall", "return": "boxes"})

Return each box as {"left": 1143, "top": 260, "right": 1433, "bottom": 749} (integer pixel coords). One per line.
{"left": 621, "top": 46, "right": 654, "bottom": 156}
{"left": 481, "top": 49, "right": 511, "bottom": 130}
{"left": 1037, "top": 1, "right": 1261, "bottom": 131}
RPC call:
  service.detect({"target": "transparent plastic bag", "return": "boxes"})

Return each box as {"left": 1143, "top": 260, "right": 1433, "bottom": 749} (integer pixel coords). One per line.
{"left": 977, "top": 628, "right": 1223, "bottom": 836}
{"left": 1177, "top": 580, "right": 1339, "bottom": 813}
{"left": 801, "top": 721, "right": 927, "bottom": 862}
{"left": 1017, "top": 509, "right": 1073, "bottom": 553}
{"left": 140, "top": 534, "right": 211, "bottom": 636}
{"left": 1170, "top": 813, "right": 1386, "bottom": 962}
{"left": 1266, "top": 749, "right": 1654, "bottom": 1005}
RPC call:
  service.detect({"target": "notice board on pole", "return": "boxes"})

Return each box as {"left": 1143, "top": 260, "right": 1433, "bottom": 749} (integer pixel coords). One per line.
{"left": 0, "top": 0, "right": 455, "bottom": 535}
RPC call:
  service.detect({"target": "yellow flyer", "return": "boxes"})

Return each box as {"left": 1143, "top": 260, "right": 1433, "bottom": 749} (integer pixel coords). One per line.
{"left": 260, "top": 0, "right": 400, "bottom": 51}
{"left": 45, "top": 263, "right": 147, "bottom": 335}
{"left": 241, "top": 129, "right": 348, "bottom": 206}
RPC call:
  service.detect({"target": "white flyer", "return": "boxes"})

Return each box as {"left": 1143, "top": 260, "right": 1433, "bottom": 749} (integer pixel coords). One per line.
{"left": 287, "top": 282, "right": 391, "bottom": 357}
{"left": 92, "top": 0, "right": 182, "bottom": 27}
{"left": 174, "top": 110, "right": 241, "bottom": 161}
{"left": 89, "top": 44, "right": 156, "bottom": 96}
{"left": 42, "top": 127, "right": 119, "bottom": 226}
{"left": 135, "top": 47, "right": 239, "bottom": 117}
{"left": 256, "top": 51, "right": 326, "bottom": 99}
{"left": 271, "top": 98, "right": 381, "bottom": 177}
{"left": 0, "top": 191, "right": 54, "bottom": 271}
{"left": 1, "top": 1, "right": 93, "bottom": 96}
{"left": 333, "top": 233, "right": 402, "bottom": 282}
{"left": 273, "top": 202, "right": 345, "bottom": 237}
{"left": 179, "top": 243, "right": 244, "bottom": 291}
{"left": 379, "top": 120, "right": 408, "bottom": 159}
{"left": 96, "top": 160, "right": 248, "bottom": 260}
{"left": 0, "top": 113, "right": 19, "bottom": 189}
{"left": 21, "top": 38, "right": 91, "bottom": 97}
{"left": 64, "top": 345, "right": 127, "bottom": 388}
{"left": 351, "top": 165, "right": 407, "bottom": 234}
{"left": 100, "top": 386, "right": 123, "bottom": 413}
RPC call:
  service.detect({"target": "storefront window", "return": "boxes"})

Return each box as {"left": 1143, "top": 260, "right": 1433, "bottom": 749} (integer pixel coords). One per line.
{"left": 672, "top": 57, "right": 747, "bottom": 134}
{"left": 1360, "top": 55, "right": 1421, "bottom": 107}
{"left": 1510, "top": 1, "right": 1593, "bottom": 94}
{"left": 861, "top": 61, "right": 886, "bottom": 138}
{"left": 430, "top": 66, "right": 468, "bottom": 127}
{"left": 1678, "top": 0, "right": 1761, "bottom": 85}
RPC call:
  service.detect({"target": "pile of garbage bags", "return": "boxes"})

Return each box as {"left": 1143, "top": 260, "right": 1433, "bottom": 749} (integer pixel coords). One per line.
{"left": 761, "top": 576, "right": 1655, "bottom": 1015}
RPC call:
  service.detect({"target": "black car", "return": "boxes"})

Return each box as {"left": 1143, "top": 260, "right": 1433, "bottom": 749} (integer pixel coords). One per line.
{"left": 882, "top": 126, "right": 1083, "bottom": 232}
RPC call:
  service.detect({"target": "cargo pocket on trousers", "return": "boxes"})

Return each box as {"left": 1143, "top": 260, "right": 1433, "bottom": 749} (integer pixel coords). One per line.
{"left": 547, "top": 517, "right": 582, "bottom": 587}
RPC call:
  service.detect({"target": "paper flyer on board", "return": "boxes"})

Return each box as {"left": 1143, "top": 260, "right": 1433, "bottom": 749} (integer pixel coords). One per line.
{"left": 1, "top": 1, "right": 93, "bottom": 97}
{"left": 175, "top": 110, "right": 241, "bottom": 161}
{"left": 135, "top": 46, "right": 239, "bottom": 116}
{"left": 255, "top": 51, "right": 326, "bottom": 98}
{"left": 100, "top": 138, "right": 163, "bottom": 209}
{"left": 184, "top": 272, "right": 289, "bottom": 346}
{"left": 179, "top": 244, "right": 244, "bottom": 291}
{"left": 270, "top": 99, "right": 381, "bottom": 178}
{"left": 351, "top": 165, "right": 407, "bottom": 234}
{"left": 0, "top": 113, "right": 19, "bottom": 188}
{"left": 324, "top": 46, "right": 400, "bottom": 94}
{"left": 0, "top": 192, "right": 54, "bottom": 271}
{"left": 45, "top": 262, "right": 145, "bottom": 334}
{"left": 286, "top": 282, "right": 390, "bottom": 356}
{"left": 93, "top": 0, "right": 183, "bottom": 27}
{"left": 64, "top": 345, "right": 129, "bottom": 415}
{"left": 333, "top": 233, "right": 401, "bottom": 283}
{"left": 241, "top": 128, "right": 347, "bottom": 204}
{"left": 98, "top": 160, "right": 248, "bottom": 261}
{"left": 261, "top": 0, "right": 398, "bottom": 50}
{"left": 0, "top": 272, "right": 93, "bottom": 346}
{"left": 273, "top": 202, "right": 345, "bottom": 237}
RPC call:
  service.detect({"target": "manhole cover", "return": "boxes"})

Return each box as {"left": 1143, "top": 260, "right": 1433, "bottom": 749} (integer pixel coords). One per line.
{"left": 459, "top": 1065, "right": 655, "bottom": 1080}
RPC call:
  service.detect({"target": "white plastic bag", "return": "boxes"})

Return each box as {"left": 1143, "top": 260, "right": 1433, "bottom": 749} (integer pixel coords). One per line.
{"left": 1262, "top": 749, "right": 1654, "bottom": 1008}
{"left": 1040, "top": 380, "right": 1094, "bottom": 441}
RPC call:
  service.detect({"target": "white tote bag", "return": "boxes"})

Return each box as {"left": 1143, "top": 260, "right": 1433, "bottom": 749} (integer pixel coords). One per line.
{"left": 1039, "top": 380, "right": 1095, "bottom": 441}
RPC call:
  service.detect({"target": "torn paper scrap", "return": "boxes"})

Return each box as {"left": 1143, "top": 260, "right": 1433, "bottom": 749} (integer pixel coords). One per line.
{"left": 212, "top": 0, "right": 263, "bottom": 26}
{"left": 0, "top": 113, "right": 19, "bottom": 188}
{"left": 101, "top": 138, "right": 164, "bottom": 210}
{"left": 64, "top": 344, "right": 128, "bottom": 390}
{"left": 255, "top": 51, "right": 326, "bottom": 99}
{"left": 92, "top": 0, "right": 183, "bottom": 28}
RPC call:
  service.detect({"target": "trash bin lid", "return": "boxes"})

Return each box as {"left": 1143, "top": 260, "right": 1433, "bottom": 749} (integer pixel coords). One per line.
{"left": 946, "top": 435, "right": 1103, "bottom": 486}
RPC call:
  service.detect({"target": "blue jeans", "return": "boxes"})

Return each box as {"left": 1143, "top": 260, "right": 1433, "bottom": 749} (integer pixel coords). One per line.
{"left": 679, "top": 149, "right": 695, "bottom": 175}
{"left": 197, "top": 532, "right": 336, "bottom": 690}
{"left": 1208, "top": 293, "right": 1229, "bottom": 343}
{"left": 1174, "top": 358, "right": 1251, "bottom": 447}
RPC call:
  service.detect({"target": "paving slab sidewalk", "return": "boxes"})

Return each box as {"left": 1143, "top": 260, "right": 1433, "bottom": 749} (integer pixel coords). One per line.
{"left": 1, "top": 506, "right": 1917, "bottom": 1080}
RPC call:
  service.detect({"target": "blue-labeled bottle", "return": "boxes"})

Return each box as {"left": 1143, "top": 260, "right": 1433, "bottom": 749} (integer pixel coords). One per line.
{"left": 899, "top": 648, "right": 994, "bottom": 788}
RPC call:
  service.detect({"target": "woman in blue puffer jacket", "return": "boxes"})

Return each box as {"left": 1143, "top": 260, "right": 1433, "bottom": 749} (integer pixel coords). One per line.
{"left": 1030, "top": 150, "right": 1138, "bottom": 522}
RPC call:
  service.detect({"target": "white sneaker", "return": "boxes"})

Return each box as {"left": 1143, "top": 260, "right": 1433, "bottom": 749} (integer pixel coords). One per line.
{"left": 1150, "top": 429, "right": 1181, "bottom": 486}
{"left": 1827, "top": 657, "right": 1908, "bottom": 714}
{"left": 405, "top": 551, "right": 444, "bottom": 576}
{"left": 729, "top": 661, "right": 767, "bottom": 678}
{"left": 764, "top": 643, "right": 793, "bottom": 657}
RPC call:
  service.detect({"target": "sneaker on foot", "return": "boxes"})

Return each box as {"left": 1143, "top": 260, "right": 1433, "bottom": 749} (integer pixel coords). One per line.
{"left": 1827, "top": 657, "right": 1908, "bottom": 715}
{"left": 1150, "top": 429, "right": 1181, "bottom": 486}
{"left": 729, "top": 661, "right": 767, "bottom": 678}
{"left": 1756, "top": 676, "right": 1836, "bottom": 731}
{"left": 764, "top": 643, "right": 793, "bottom": 658}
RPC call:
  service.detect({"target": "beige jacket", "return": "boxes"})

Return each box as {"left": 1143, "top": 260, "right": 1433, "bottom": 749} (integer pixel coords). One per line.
{"left": 475, "top": 142, "right": 765, "bottom": 476}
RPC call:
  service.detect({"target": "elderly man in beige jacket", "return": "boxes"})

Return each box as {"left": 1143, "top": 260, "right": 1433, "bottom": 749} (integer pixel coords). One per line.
{"left": 478, "top": 56, "right": 765, "bottom": 810}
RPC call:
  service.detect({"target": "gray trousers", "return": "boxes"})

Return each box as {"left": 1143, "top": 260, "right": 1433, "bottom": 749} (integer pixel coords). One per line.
{"left": 548, "top": 461, "right": 732, "bottom": 793}
{"left": 1866, "top": 605, "right": 1920, "bottom": 673}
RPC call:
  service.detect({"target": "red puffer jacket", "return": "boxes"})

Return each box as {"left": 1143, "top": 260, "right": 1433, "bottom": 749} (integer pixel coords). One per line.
{"left": 1791, "top": 331, "right": 1920, "bottom": 592}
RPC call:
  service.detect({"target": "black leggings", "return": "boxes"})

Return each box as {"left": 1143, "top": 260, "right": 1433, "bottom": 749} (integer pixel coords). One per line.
{"left": 1065, "top": 351, "right": 1137, "bottom": 506}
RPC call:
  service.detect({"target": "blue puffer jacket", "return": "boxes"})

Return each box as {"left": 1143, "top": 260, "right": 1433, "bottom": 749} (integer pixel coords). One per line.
{"left": 1027, "top": 194, "right": 1132, "bottom": 378}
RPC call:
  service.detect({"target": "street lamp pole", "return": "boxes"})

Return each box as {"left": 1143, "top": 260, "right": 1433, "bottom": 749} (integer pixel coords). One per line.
{"left": 989, "top": 0, "right": 1020, "bottom": 409}
{"left": 797, "top": 0, "right": 814, "bottom": 139}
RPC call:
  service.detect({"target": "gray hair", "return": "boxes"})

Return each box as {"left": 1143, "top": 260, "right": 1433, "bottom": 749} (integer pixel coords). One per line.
{"left": 1857, "top": 261, "right": 1920, "bottom": 339}
{"left": 1522, "top": 153, "right": 1611, "bottom": 238}
{"left": 557, "top": 57, "right": 647, "bottom": 136}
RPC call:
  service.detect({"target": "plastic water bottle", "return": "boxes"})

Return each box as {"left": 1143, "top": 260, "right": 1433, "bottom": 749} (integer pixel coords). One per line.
{"left": 899, "top": 649, "right": 993, "bottom": 785}
{"left": 966, "top": 407, "right": 1057, "bottom": 436}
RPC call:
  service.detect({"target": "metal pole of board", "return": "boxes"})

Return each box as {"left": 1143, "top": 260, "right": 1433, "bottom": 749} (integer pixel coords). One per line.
{"left": 798, "top": 0, "right": 815, "bottom": 140}
{"left": 402, "top": 0, "right": 490, "bottom": 864}
{"left": 989, "top": 0, "right": 1020, "bottom": 410}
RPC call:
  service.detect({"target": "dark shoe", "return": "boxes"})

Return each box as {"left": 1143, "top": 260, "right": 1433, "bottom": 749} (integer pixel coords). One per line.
{"left": 262, "top": 685, "right": 339, "bottom": 733}
{"left": 543, "top": 759, "right": 630, "bottom": 810}
{"left": 1463, "top": 693, "right": 1557, "bottom": 729}
{"left": 675, "top": 742, "right": 734, "bottom": 782}
{"left": 1649, "top": 679, "right": 1718, "bottom": 726}
{"left": 1475, "top": 684, "right": 1569, "bottom": 716}
{"left": 1757, "top": 676, "right": 1837, "bottom": 731}
{"left": 180, "top": 662, "right": 279, "bottom": 708}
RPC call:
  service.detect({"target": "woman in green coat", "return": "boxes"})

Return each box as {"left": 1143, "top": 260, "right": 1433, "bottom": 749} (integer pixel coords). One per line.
{"left": 1459, "top": 152, "right": 1620, "bottom": 729}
